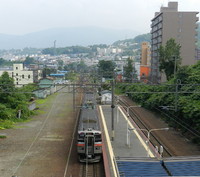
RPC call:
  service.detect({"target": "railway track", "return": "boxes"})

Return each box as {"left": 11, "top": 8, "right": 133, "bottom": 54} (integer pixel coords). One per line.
{"left": 118, "top": 96, "right": 173, "bottom": 157}
{"left": 81, "top": 162, "right": 103, "bottom": 177}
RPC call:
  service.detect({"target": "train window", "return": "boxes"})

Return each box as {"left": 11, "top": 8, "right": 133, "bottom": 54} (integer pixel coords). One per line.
{"left": 95, "top": 134, "right": 101, "bottom": 142}
{"left": 86, "top": 132, "right": 93, "bottom": 135}
{"left": 87, "top": 137, "right": 93, "bottom": 146}
{"left": 78, "top": 133, "right": 85, "bottom": 139}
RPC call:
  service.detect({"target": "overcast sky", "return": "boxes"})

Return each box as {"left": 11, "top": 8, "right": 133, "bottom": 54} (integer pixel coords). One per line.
{"left": 0, "top": 0, "right": 199, "bottom": 35}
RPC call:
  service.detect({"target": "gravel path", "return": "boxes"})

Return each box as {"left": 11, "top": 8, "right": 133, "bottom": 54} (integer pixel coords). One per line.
{"left": 0, "top": 88, "right": 76, "bottom": 177}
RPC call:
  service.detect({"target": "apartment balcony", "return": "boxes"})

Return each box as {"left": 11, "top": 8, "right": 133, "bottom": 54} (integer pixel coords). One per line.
{"left": 158, "top": 15, "right": 163, "bottom": 22}
{"left": 158, "top": 23, "right": 163, "bottom": 29}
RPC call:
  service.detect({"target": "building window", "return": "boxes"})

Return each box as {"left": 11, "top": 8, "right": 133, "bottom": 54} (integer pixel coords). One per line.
{"left": 22, "top": 74, "right": 24, "bottom": 79}
{"left": 16, "top": 82, "right": 18, "bottom": 85}
{"left": 16, "top": 73, "right": 18, "bottom": 76}
{"left": 16, "top": 67, "right": 18, "bottom": 70}
{"left": 28, "top": 75, "right": 30, "bottom": 79}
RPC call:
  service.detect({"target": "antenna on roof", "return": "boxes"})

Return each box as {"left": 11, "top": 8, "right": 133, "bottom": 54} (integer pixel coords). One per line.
{"left": 54, "top": 40, "right": 56, "bottom": 56}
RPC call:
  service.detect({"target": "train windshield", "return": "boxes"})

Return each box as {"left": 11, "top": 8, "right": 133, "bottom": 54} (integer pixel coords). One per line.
{"left": 87, "top": 137, "right": 93, "bottom": 146}
{"left": 78, "top": 133, "right": 85, "bottom": 141}
{"left": 95, "top": 134, "right": 101, "bottom": 142}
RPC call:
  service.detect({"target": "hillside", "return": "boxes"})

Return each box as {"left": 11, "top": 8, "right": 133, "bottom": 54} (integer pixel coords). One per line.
{"left": 0, "top": 27, "right": 139, "bottom": 50}
{"left": 112, "top": 33, "right": 151, "bottom": 46}
{"left": 111, "top": 33, "right": 151, "bottom": 57}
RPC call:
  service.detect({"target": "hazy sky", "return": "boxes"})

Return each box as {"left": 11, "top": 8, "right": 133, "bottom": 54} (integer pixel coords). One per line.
{"left": 0, "top": 0, "right": 199, "bottom": 35}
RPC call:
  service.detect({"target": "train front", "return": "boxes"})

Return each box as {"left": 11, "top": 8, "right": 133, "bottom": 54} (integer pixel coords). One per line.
{"left": 77, "top": 129, "right": 102, "bottom": 163}
{"left": 77, "top": 93, "right": 102, "bottom": 163}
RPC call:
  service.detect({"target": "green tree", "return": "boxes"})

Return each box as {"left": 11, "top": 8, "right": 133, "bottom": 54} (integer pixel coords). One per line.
{"left": 77, "top": 60, "right": 87, "bottom": 72}
{"left": 24, "top": 56, "right": 35, "bottom": 65}
{"left": 0, "top": 72, "right": 16, "bottom": 104}
{"left": 42, "top": 68, "right": 57, "bottom": 78}
{"left": 123, "top": 58, "right": 136, "bottom": 82}
{"left": 0, "top": 58, "right": 5, "bottom": 66}
{"left": 64, "top": 62, "right": 78, "bottom": 72}
{"left": 57, "top": 60, "right": 64, "bottom": 69}
{"left": 97, "top": 60, "right": 115, "bottom": 78}
{"left": 158, "top": 38, "right": 181, "bottom": 80}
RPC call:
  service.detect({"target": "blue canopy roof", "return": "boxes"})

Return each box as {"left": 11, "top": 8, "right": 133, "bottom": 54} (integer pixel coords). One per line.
{"left": 117, "top": 160, "right": 167, "bottom": 176}
{"left": 116, "top": 157, "right": 200, "bottom": 176}
{"left": 165, "top": 159, "right": 200, "bottom": 176}
{"left": 50, "top": 73, "right": 65, "bottom": 77}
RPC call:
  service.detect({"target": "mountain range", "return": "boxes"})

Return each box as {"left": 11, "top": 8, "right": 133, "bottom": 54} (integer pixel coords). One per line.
{"left": 0, "top": 27, "right": 139, "bottom": 49}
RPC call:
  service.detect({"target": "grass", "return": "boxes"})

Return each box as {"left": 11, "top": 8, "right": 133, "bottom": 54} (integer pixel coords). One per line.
{"left": 0, "top": 120, "right": 14, "bottom": 129}
{"left": 0, "top": 135, "right": 6, "bottom": 139}
{"left": 35, "top": 99, "right": 47, "bottom": 105}
{"left": 115, "top": 87, "right": 124, "bottom": 95}
{"left": 0, "top": 93, "right": 58, "bottom": 130}
{"left": 35, "top": 93, "right": 58, "bottom": 105}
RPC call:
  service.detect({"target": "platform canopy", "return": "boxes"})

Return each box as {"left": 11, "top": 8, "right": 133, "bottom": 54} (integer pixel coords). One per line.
{"left": 116, "top": 156, "right": 200, "bottom": 176}
{"left": 117, "top": 157, "right": 167, "bottom": 177}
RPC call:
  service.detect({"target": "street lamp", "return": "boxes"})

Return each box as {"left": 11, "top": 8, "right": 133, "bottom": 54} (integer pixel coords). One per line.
{"left": 116, "top": 105, "right": 141, "bottom": 145}
{"left": 117, "top": 105, "right": 141, "bottom": 122}
{"left": 128, "top": 127, "right": 169, "bottom": 157}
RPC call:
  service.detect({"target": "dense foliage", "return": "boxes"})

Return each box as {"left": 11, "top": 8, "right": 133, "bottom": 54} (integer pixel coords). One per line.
{"left": 112, "top": 33, "right": 151, "bottom": 46}
{"left": 158, "top": 38, "right": 181, "bottom": 80}
{"left": 123, "top": 58, "right": 137, "bottom": 81}
{"left": 0, "top": 72, "right": 37, "bottom": 128}
{"left": 42, "top": 46, "right": 92, "bottom": 55}
{"left": 23, "top": 56, "right": 35, "bottom": 65}
{"left": 117, "top": 61, "right": 200, "bottom": 144}
{"left": 0, "top": 48, "right": 41, "bottom": 56}
{"left": 97, "top": 60, "right": 116, "bottom": 79}
{"left": 112, "top": 33, "right": 151, "bottom": 57}
{"left": 0, "top": 58, "right": 13, "bottom": 66}
{"left": 42, "top": 68, "right": 57, "bottom": 78}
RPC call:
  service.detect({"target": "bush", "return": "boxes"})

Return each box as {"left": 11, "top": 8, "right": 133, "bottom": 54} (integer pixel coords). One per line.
{"left": 0, "top": 119, "right": 14, "bottom": 129}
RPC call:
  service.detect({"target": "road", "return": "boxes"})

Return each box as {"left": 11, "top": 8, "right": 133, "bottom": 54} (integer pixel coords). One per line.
{"left": 0, "top": 87, "right": 77, "bottom": 177}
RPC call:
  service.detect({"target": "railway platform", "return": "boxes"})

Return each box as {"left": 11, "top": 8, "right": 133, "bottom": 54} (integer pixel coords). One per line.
{"left": 100, "top": 105, "right": 200, "bottom": 177}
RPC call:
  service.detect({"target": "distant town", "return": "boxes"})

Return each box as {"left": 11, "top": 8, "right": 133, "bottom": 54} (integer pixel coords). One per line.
{"left": 0, "top": 2, "right": 199, "bottom": 86}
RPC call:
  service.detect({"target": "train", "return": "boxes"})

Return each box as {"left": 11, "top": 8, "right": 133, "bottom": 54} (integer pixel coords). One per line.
{"left": 77, "top": 90, "right": 102, "bottom": 163}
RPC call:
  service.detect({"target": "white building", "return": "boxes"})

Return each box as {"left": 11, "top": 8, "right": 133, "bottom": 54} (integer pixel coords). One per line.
{"left": 101, "top": 90, "right": 112, "bottom": 104}
{"left": 0, "top": 63, "right": 41, "bottom": 87}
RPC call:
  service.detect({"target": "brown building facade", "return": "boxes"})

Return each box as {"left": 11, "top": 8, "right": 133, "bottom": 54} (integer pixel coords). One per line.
{"left": 141, "top": 42, "right": 151, "bottom": 66}
{"left": 140, "top": 42, "right": 151, "bottom": 82}
{"left": 150, "top": 2, "right": 199, "bottom": 83}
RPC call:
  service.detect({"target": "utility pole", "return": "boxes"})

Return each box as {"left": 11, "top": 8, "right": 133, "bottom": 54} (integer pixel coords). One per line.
{"left": 174, "top": 56, "right": 176, "bottom": 79}
{"left": 111, "top": 80, "right": 115, "bottom": 141}
{"left": 175, "top": 79, "right": 181, "bottom": 112}
{"left": 73, "top": 83, "right": 75, "bottom": 111}
{"left": 54, "top": 40, "right": 56, "bottom": 56}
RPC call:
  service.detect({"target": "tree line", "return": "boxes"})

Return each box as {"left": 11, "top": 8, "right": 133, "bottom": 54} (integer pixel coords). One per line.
{"left": 41, "top": 45, "right": 108, "bottom": 56}
{"left": 116, "top": 39, "right": 200, "bottom": 144}
{"left": 0, "top": 72, "right": 37, "bottom": 129}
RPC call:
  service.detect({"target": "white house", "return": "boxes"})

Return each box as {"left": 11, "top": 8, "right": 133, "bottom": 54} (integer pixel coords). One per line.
{"left": 101, "top": 90, "right": 112, "bottom": 104}
{"left": 0, "top": 63, "right": 41, "bottom": 87}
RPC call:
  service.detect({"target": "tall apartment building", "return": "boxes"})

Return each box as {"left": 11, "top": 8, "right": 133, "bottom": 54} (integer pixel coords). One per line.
{"left": 150, "top": 2, "right": 199, "bottom": 83}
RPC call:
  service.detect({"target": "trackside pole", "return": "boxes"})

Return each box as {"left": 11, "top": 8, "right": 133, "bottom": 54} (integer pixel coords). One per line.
{"left": 111, "top": 80, "right": 115, "bottom": 141}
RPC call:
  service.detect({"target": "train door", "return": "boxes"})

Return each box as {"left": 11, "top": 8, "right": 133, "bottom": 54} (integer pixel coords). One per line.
{"left": 85, "top": 135, "right": 94, "bottom": 158}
